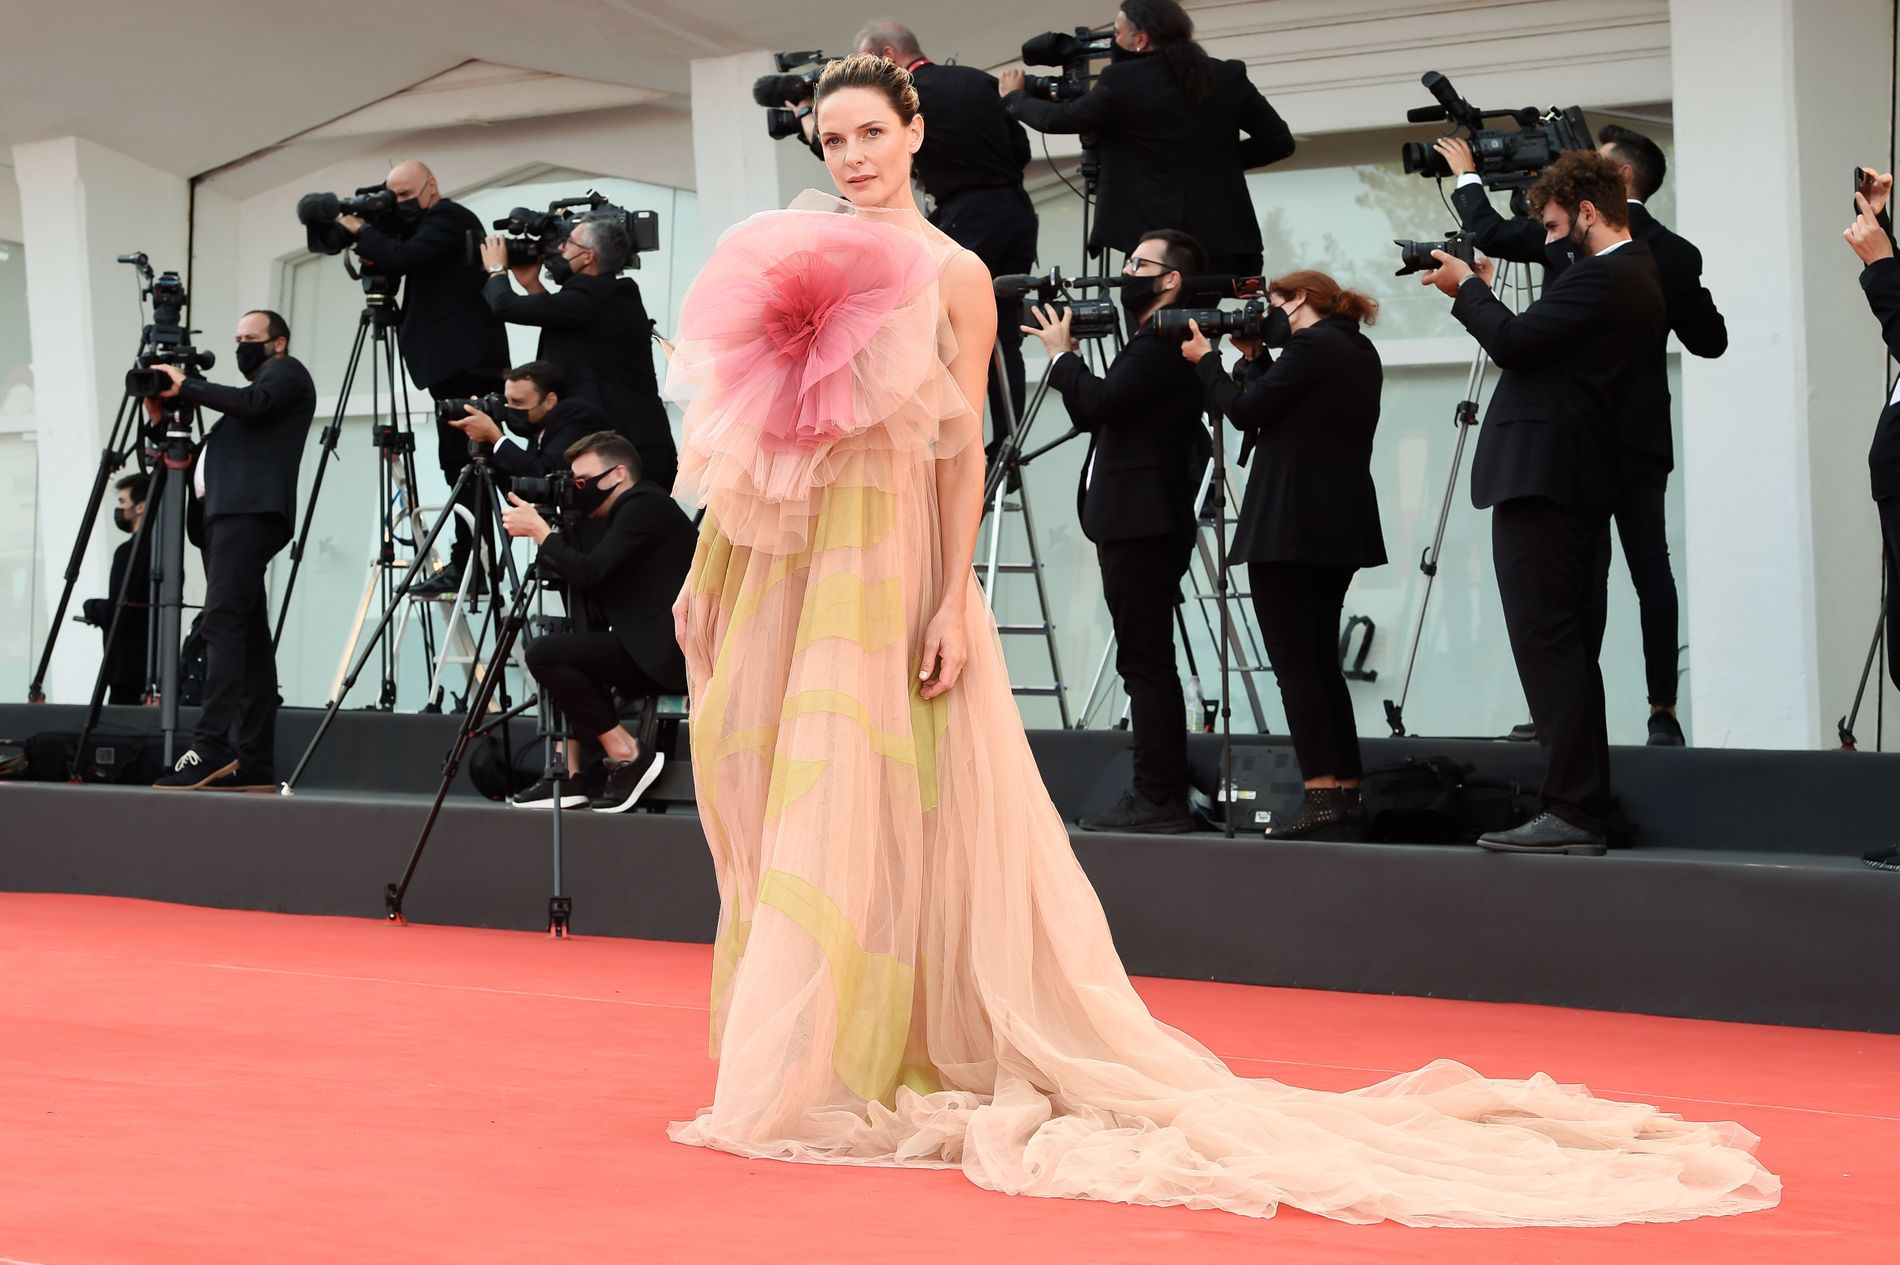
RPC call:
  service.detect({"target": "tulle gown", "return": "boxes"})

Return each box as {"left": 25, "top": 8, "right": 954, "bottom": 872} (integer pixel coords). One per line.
{"left": 663, "top": 189, "right": 1780, "bottom": 1227}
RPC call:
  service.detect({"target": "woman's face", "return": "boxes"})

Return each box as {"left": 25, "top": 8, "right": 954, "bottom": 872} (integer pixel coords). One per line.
{"left": 815, "top": 86, "right": 922, "bottom": 206}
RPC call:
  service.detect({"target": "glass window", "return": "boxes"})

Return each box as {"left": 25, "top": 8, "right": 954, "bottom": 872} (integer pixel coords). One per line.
{"left": 0, "top": 234, "right": 40, "bottom": 692}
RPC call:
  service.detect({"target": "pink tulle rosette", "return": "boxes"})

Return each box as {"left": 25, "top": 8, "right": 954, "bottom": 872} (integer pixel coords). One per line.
{"left": 668, "top": 192, "right": 970, "bottom": 554}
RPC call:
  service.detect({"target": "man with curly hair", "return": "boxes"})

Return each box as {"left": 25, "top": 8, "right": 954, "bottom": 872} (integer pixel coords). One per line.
{"left": 1419, "top": 151, "right": 1666, "bottom": 855}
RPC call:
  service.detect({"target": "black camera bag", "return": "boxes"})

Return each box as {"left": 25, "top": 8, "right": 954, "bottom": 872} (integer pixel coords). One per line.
{"left": 1360, "top": 756, "right": 1533, "bottom": 843}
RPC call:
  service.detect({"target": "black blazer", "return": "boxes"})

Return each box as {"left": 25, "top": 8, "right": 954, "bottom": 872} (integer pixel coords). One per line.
{"left": 1621, "top": 202, "right": 1727, "bottom": 480}
{"left": 1451, "top": 181, "right": 1551, "bottom": 269}
{"left": 483, "top": 271, "right": 670, "bottom": 450}
{"left": 355, "top": 200, "right": 510, "bottom": 390}
{"left": 489, "top": 397, "right": 609, "bottom": 482}
{"left": 1453, "top": 240, "right": 1666, "bottom": 513}
{"left": 536, "top": 482, "right": 695, "bottom": 690}
{"left": 1007, "top": 53, "right": 1293, "bottom": 257}
{"left": 83, "top": 536, "right": 151, "bottom": 687}
{"left": 1047, "top": 322, "right": 1209, "bottom": 543}
{"left": 178, "top": 354, "right": 317, "bottom": 531}
{"left": 1197, "top": 317, "right": 1386, "bottom": 568}
{"left": 1861, "top": 254, "right": 1900, "bottom": 500}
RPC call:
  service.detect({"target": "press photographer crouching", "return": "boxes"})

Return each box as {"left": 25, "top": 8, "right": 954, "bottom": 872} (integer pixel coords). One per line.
{"left": 147, "top": 311, "right": 316, "bottom": 791}
{"left": 1023, "top": 229, "right": 1209, "bottom": 833}
{"left": 445, "top": 361, "right": 605, "bottom": 483}
{"left": 1419, "top": 150, "right": 1665, "bottom": 855}
{"left": 501, "top": 432, "right": 695, "bottom": 813}
{"left": 481, "top": 213, "right": 677, "bottom": 491}
{"left": 80, "top": 473, "right": 153, "bottom": 706}
{"left": 1179, "top": 271, "right": 1386, "bottom": 840}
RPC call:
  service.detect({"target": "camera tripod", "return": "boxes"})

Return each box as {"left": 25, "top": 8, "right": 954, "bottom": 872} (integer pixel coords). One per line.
{"left": 1382, "top": 257, "right": 1528, "bottom": 738}
{"left": 281, "top": 442, "right": 522, "bottom": 793}
{"left": 386, "top": 558, "right": 577, "bottom": 936}
{"left": 274, "top": 283, "right": 445, "bottom": 710}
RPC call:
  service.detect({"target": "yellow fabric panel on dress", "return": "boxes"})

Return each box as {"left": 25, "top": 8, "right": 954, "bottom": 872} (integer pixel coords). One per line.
{"left": 709, "top": 916, "right": 752, "bottom": 1053}
{"left": 765, "top": 756, "right": 831, "bottom": 819}
{"left": 811, "top": 484, "right": 896, "bottom": 553}
{"left": 757, "top": 868, "right": 914, "bottom": 1106}
{"left": 793, "top": 573, "right": 905, "bottom": 656}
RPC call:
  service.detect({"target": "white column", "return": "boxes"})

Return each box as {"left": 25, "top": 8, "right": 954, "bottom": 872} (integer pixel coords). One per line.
{"left": 688, "top": 52, "right": 821, "bottom": 249}
{"left": 1670, "top": 0, "right": 1893, "bottom": 748}
{"left": 13, "top": 136, "right": 189, "bottom": 702}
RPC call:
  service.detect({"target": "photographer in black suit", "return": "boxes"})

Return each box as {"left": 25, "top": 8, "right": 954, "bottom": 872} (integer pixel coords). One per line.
{"left": 1421, "top": 151, "right": 1665, "bottom": 854}
{"left": 1844, "top": 170, "right": 1900, "bottom": 692}
{"left": 479, "top": 213, "right": 676, "bottom": 491}
{"left": 502, "top": 432, "right": 695, "bottom": 814}
{"left": 1000, "top": 0, "right": 1294, "bottom": 279}
{"left": 145, "top": 310, "right": 316, "bottom": 791}
{"left": 446, "top": 361, "right": 607, "bottom": 484}
{"left": 1023, "top": 229, "right": 1209, "bottom": 833}
{"left": 80, "top": 473, "right": 152, "bottom": 706}
{"left": 340, "top": 160, "right": 510, "bottom": 592}
{"left": 1180, "top": 270, "right": 1386, "bottom": 841}
{"left": 1438, "top": 129, "right": 1728, "bottom": 746}
{"left": 799, "top": 25, "right": 1040, "bottom": 428}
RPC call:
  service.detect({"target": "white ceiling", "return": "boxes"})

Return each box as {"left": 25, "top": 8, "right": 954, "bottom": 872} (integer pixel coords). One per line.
{"left": 0, "top": 0, "right": 1048, "bottom": 179}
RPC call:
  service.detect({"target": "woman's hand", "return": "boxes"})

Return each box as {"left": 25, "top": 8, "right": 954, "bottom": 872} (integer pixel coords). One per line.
{"left": 918, "top": 603, "right": 969, "bottom": 701}
{"left": 1847, "top": 192, "right": 1895, "bottom": 265}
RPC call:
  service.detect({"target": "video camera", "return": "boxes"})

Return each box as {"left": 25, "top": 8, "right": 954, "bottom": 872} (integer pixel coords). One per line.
{"left": 434, "top": 392, "right": 507, "bottom": 424}
{"left": 754, "top": 50, "right": 834, "bottom": 141}
{"left": 118, "top": 257, "right": 215, "bottom": 399}
{"left": 1392, "top": 231, "right": 1477, "bottom": 276}
{"left": 510, "top": 470, "right": 579, "bottom": 515}
{"left": 1019, "top": 26, "right": 1114, "bottom": 102}
{"left": 1151, "top": 300, "right": 1270, "bottom": 343}
{"left": 1399, "top": 71, "right": 1595, "bottom": 193}
{"left": 491, "top": 192, "right": 661, "bottom": 272}
{"left": 296, "top": 185, "right": 400, "bottom": 256}
{"left": 995, "top": 267, "right": 1121, "bottom": 341}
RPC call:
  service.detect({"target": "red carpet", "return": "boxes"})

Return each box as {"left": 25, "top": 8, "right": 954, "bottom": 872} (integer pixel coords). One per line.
{"left": 0, "top": 893, "right": 1891, "bottom": 1264}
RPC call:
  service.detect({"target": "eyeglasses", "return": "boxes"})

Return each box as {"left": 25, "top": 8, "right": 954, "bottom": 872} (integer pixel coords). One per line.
{"left": 1125, "top": 255, "right": 1169, "bottom": 272}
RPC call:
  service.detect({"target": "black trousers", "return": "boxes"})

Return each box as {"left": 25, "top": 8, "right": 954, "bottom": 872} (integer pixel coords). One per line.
{"left": 525, "top": 631, "right": 669, "bottom": 739}
{"left": 1250, "top": 562, "right": 1363, "bottom": 780}
{"left": 429, "top": 371, "right": 505, "bottom": 570}
{"left": 1097, "top": 533, "right": 1194, "bottom": 803}
{"left": 1493, "top": 497, "right": 1613, "bottom": 829}
{"left": 1881, "top": 497, "right": 1900, "bottom": 690}
{"left": 932, "top": 189, "right": 1037, "bottom": 429}
{"left": 1589, "top": 477, "right": 1680, "bottom": 706}
{"left": 195, "top": 513, "right": 291, "bottom": 770}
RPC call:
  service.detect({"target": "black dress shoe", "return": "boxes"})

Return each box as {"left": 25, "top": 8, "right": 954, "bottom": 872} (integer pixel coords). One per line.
{"left": 1077, "top": 790, "right": 1194, "bottom": 834}
{"left": 1264, "top": 787, "right": 1366, "bottom": 842}
{"left": 1646, "top": 711, "right": 1686, "bottom": 747}
{"left": 409, "top": 566, "right": 462, "bottom": 599}
{"left": 151, "top": 747, "right": 238, "bottom": 790}
{"left": 1478, "top": 812, "right": 1607, "bottom": 855}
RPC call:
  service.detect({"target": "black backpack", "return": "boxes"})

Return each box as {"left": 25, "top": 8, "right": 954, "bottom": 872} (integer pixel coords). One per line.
{"left": 1359, "top": 756, "right": 1535, "bottom": 843}
{"left": 465, "top": 724, "right": 547, "bottom": 801}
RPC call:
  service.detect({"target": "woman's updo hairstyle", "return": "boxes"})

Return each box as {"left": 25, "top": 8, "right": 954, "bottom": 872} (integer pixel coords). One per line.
{"left": 813, "top": 54, "right": 921, "bottom": 124}
{"left": 1268, "top": 269, "right": 1380, "bottom": 326}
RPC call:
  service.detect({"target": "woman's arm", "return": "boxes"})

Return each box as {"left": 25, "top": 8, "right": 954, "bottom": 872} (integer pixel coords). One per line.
{"left": 919, "top": 250, "right": 998, "bottom": 701}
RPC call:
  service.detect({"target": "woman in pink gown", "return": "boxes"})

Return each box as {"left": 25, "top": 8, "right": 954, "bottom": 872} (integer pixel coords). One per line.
{"left": 663, "top": 54, "right": 1780, "bottom": 1227}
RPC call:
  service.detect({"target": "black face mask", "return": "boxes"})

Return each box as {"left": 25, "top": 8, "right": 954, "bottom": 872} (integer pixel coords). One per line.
{"left": 1544, "top": 238, "right": 1575, "bottom": 274}
{"left": 235, "top": 340, "right": 273, "bottom": 379}
{"left": 503, "top": 406, "right": 538, "bottom": 439}
{"left": 1261, "top": 303, "right": 1293, "bottom": 348}
{"left": 395, "top": 197, "right": 425, "bottom": 224}
{"left": 544, "top": 253, "right": 574, "bottom": 286}
{"left": 113, "top": 508, "right": 133, "bottom": 534}
{"left": 1120, "top": 278, "right": 1161, "bottom": 328}
{"left": 575, "top": 472, "right": 617, "bottom": 515}
{"left": 1110, "top": 41, "right": 1146, "bottom": 63}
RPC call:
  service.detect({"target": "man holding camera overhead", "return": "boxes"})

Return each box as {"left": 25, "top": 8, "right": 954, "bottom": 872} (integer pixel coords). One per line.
{"left": 1421, "top": 150, "right": 1665, "bottom": 856}
{"left": 1022, "top": 229, "right": 1209, "bottom": 834}
{"left": 500, "top": 432, "right": 694, "bottom": 813}
{"left": 147, "top": 310, "right": 315, "bottom": 792}
{"left": 480, "top": 213, "right": 677, "bottom": 492}
{"left": 999, "top": 0, "right": 1294, "bottom": 280}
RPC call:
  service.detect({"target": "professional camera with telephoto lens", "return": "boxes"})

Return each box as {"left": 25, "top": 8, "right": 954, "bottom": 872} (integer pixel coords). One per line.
{"left": 509, "top": 470, "right": 579, "bottom": 514}
{"left": 754, "top": 50, "right": 834, "bottom": 141}
{"left": 296, "top": 185, "right": 400, "bottom": 256}
{"left": 1019, "top": 26, "right": 1114, "bottom": 102}
{"left": 1151, "top": 300, "right": 1269, "bottom": 343}
{"left": 434, "top": 393, "right": 507, "bottom": 424}
{"left": 1392, "top": 230, "right": 1477, "bottom": 277}
{"left": 995, "top": 267, "right": 1121, "bottom": 341}
{"left": 122, "top": 267, "right": 216, "bottom": 398}
{"left": 490, "top": 192, "right": 661, "bottom": 271}
{"left": 1399, "top": 71, "right": 1594, "bottom": 193}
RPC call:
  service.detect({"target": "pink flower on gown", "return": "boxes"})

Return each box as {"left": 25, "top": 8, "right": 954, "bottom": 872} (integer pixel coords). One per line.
{"left": 663, "top": 191, "right": 1781, "bottom": 1229}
